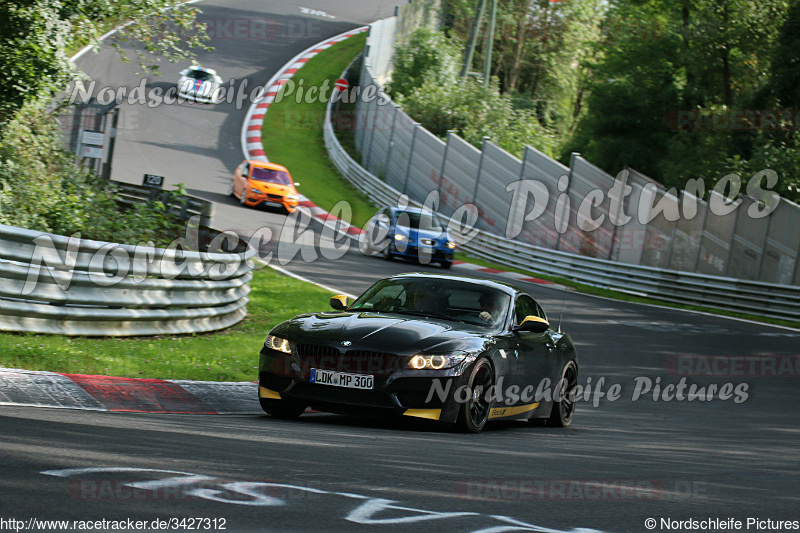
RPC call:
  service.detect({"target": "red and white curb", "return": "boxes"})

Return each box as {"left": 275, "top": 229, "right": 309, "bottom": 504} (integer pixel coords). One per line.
{"left": 452, "top": 261, "right": 565, "bottom": 289}
{"left": 240, "top": 25, "right": 369, "bottom": 240}
{"left": 240, "top": 25, "right": 367, "bottom": 162}
{"left": 0, "top": 368, "right": 259, "bottom": 414}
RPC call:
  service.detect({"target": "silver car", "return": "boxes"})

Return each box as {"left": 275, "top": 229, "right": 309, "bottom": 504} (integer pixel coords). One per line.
{"left": 177, "top": 66, "right": 223, "bottom": 104}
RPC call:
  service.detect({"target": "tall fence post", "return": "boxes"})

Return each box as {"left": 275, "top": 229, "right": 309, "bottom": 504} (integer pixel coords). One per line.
{"left": 471, "top": 136, "right": 491, "bottom": 204}
{"left": 755, "top": 211, "right": 773, "bottom": 282}
{"left": 382, "top": 104, "right": 400, "bottom": 178}
{"left": 722, "top": 207, "right": 741, "bottom": 278}
{"left": 436, "top": 130, "right": 454, "bottom": 197}
{"left": 556, "top": 152, "right": 579, "bottom": 252}
{"left": 402, "top": 123, "right": 420, "bottom": 195}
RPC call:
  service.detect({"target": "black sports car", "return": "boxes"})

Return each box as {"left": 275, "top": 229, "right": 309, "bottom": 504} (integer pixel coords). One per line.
{"left": 258, "top": 273, "right": 578, "bottom": 432}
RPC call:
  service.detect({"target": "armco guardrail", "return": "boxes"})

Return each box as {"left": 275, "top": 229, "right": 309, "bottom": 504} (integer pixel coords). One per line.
{"left": 323, "top": 67, "right": 800, "bottom": 321}
{"left": 0, "top": 219, "right": 255, "bottom": 336}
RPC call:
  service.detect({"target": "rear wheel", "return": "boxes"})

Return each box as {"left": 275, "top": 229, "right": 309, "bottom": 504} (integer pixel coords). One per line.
{"left": 227, "top": 180, "right": 235, "bottom": 197}
{"left": 549, "top": 361, "right": 578, "bottom": 427}
{"left": 456, "top": 358, "right": 494, "bottom": 433}
{"left": 259, "top": 398, "right": 307, "bottom": 419}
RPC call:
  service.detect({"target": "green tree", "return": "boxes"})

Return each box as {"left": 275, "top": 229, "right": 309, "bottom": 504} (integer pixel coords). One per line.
{"left": 566, "top": 0, "right": 790, "bottom": 189}
{"left": 0, "top": 0, "right": 209, "bottom": 123}
{"left": 391, "top": 27, "right": 462, "bottom": 98}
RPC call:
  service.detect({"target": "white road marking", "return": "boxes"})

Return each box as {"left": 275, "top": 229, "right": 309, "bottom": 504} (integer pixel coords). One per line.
{"left": 41, "top": 467, "right": 607, "bottom": 532}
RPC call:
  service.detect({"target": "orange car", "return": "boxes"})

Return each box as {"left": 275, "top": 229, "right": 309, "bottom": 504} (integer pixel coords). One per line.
{"left": 228, "top": 160, "right": 300, "bottom": 214}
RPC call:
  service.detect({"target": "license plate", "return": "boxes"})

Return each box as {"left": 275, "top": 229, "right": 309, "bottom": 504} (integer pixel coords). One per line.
{"left": 310, "top": 368, "right": 374, "bottom": 389}
{"left": 265, "top": 201, "right": 282, "bottom": 207}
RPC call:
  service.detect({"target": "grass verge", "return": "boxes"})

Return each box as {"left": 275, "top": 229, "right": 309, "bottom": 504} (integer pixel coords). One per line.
{"left": 260, "top": 33, "right": 377, "bottom": 230}
{"left": 0, "top": 266, "right": 333, "bottom": 381}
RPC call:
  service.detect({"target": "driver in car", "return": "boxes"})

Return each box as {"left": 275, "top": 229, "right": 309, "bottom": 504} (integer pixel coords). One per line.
{"left": 478, "top": 293, "right": 503, "bottom": 324}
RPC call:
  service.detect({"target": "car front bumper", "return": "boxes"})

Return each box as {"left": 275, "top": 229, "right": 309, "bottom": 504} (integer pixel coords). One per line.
{"left": 243, "top": 192, "right": 298, "bottom": 212}
{"left": 258, "top": 347, "right": 471, "bottom": 423}
{"left": 390, "top": 242, "right": 454, "bottom": 263}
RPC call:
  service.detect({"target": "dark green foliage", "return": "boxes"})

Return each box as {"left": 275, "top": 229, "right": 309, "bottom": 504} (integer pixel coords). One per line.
{"left": 1, "top": 103, "right": 186, "bottom": 244}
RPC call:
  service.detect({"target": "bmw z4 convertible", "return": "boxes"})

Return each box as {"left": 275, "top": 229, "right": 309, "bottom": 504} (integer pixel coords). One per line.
{"left": 258, "top": 273, "right": 578, "bottom": 432}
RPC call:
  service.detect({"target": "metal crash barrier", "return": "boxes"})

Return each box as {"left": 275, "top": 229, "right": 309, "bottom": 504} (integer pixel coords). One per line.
{"left": 0, "top": 218, "right": 255, "bottom": 336}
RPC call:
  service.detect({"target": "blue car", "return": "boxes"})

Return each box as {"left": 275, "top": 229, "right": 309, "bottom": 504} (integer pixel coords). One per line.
{"left": 364, "top": 206, "right": 456, "bottom": 268}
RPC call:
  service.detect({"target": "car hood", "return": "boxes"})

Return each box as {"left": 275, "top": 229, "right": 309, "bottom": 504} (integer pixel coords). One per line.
{"left": 271, "top": 312, "right": 493, "bottom": 356}
{"left": 249, "top": 181, "right": 295, "bottom": 194}
{"left": 396, "top": 226, "right": 450, "bottom": 242}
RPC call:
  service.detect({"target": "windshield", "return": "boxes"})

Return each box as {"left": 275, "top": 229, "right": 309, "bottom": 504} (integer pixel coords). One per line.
{"left": 250, "top": 167, "right": 293, "bottom": 185}
{"left": 350, "top": 278, "right": 511, "bottom": 328}
{"left": 187, "top": 70, "right": 214, "bottom": 82}
{"left": 395, "top": 211, "right": 444, "bottom": 232}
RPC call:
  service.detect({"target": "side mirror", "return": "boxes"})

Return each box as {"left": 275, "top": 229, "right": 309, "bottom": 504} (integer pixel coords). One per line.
{"left": 330, "top": 294, "right": 350, "bottom": 311}
{"left": 513, "top": 316, "right": 549, "bottom": 334}
{"left": 179, "top": 69, "right": 189, "bottom": 76}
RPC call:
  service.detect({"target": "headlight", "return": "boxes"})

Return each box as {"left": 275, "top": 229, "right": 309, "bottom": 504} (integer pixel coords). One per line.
{"left": 446, "top": 241, "right": 456, "bottom": 249}
{"left": 394, "top": 234, "right": 409, "bottom": 242}
{"left": 408, "top": 354, "right": 466, "bottom": 370}
{"left": 265, "top": 335, "right": 292, "bottom": 354}
{"left": 251, "top": 188, "right": 262, "bottom": 194}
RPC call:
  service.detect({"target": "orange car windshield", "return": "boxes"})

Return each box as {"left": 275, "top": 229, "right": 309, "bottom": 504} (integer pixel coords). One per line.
{"left": 251, "top": 167, "right": 292, "bottom": 186}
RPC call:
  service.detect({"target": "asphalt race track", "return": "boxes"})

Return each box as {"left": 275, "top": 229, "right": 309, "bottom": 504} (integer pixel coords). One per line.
{"left": 2, "top": 1, "right": 799, "bottom": 532}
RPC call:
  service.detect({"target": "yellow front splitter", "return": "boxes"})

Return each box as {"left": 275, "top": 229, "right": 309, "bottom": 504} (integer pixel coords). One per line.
{"left": 488, "top": 403, "right": 539, "bottom": 419}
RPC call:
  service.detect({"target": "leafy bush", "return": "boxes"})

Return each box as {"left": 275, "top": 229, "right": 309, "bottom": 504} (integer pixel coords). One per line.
{"left": 0, "top": 102, "right": 186, "bottom": 244}
{"left": 390, "top": 28, "right": 462, "bottom": 99}
{"left": 401, "top": 77, "right": 557, "bottom": 157}
{"left": 392, "top": 28, "right": 557, "bottom": 158}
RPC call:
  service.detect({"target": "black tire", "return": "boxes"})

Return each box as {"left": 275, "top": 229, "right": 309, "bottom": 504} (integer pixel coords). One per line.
{"left": 549, "top": 361, "right": 578, "bottom": 427}
{"left": 440, "top": 260, "right": 453, "bottom": 269}
{"left": 240, "top": 191, "right": 247, "bottom": 205}
{"left": 227, "top": 181, "right": 235, "bottom": 197}
{"left": 456, "top": 358, "right": 494, "bottom": 433}
{"left": 259, "top": 398, "right": 307, "bottom": 419}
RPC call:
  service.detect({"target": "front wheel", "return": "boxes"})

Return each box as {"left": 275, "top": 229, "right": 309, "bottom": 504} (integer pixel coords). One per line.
{"left": 456, "top": 358, "right": 494, "bottom": 433}
{"left": 259, "top": 398, "right": 307, "bottom": 420}
{"left": 549, "top": 361, "right": 578, "bottom": 427}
